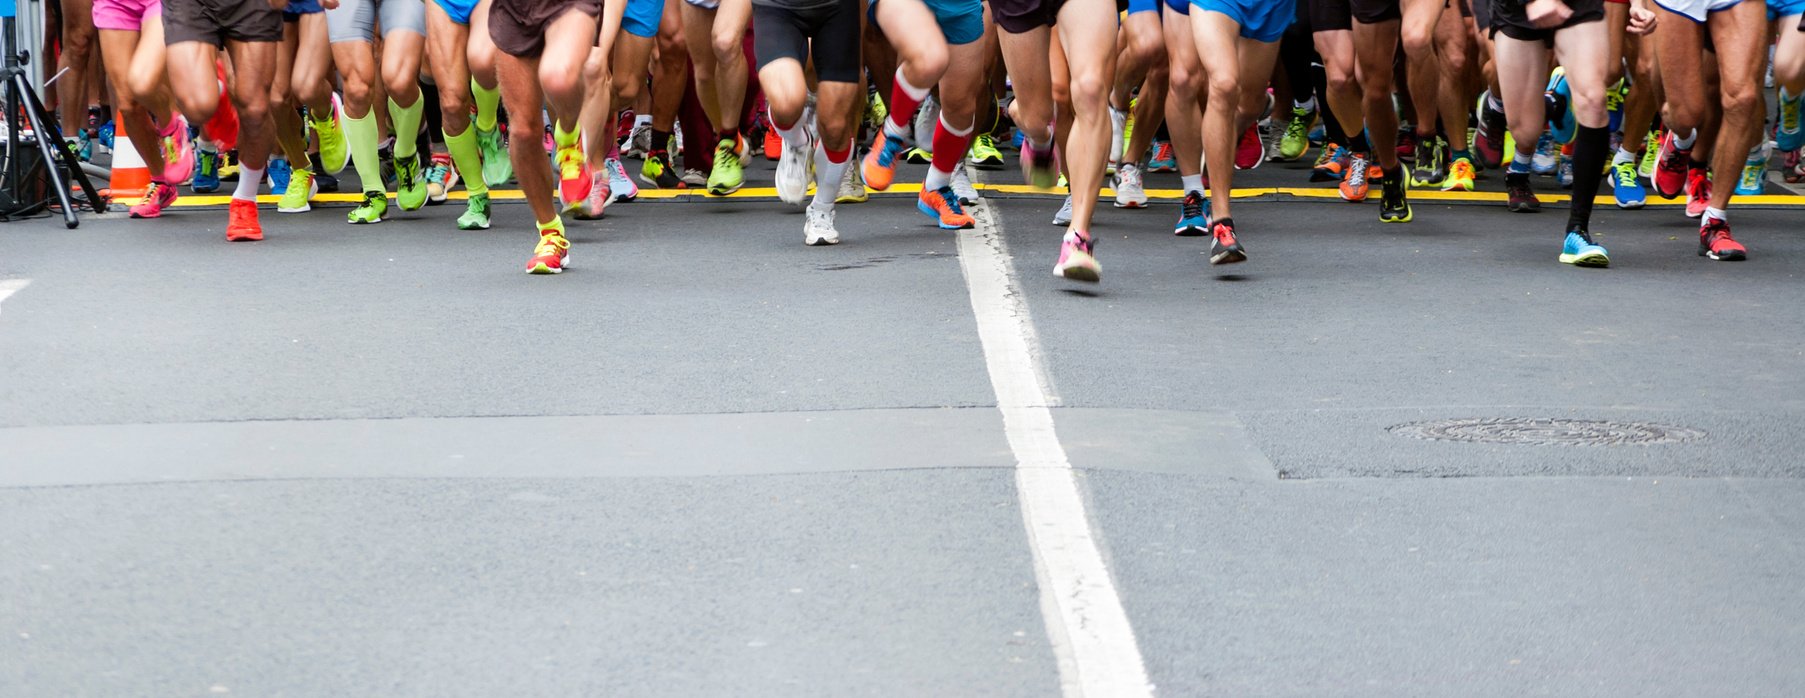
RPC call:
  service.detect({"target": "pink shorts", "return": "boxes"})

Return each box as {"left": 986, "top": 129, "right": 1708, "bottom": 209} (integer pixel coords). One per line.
{"left": 92, "top": 0, "right": 163, "bottom": 31}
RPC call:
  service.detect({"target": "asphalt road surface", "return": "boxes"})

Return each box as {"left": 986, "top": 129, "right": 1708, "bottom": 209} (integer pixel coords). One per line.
{"left": 3, "top": 151, "right": 1803, "bottom": 697}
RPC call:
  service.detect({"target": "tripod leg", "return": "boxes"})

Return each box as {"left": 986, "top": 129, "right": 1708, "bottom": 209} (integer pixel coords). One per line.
{"left": 15, "top": 74, "right": 102, "bottom": 227}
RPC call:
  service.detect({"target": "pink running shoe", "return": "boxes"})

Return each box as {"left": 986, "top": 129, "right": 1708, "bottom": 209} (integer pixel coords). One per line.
{"left": 1234, "top": 124, "right": 1263, "bottom": 170}
{"left": 129, "top": 180, "right": 179, "bottom": 219}
{"left": 1685, "top": 169, "right": 1710, "bottom": 219}
{"left": 162, "top": 115, "right": 195, "bottom": 185}
{"left": 1053, "top": 229, "right": 1100, "bottom": 283}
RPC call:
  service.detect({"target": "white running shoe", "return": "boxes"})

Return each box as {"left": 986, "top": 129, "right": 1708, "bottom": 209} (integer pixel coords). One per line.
{"left": 804, "top": 200, "right": 840, "bottom": 245}
{"left": 776, "top": 126, "right": 815, "bottom": 205}
{"left": 1052, "top": 195, "right": 1074, "bottom": 226}
{"left": 913, "top": 95, "right": 939, "bottom": 156}
{"left": 1109, "top": 106, "right": 1126, "bottom": 171}
{"left": 681, "top": 168, "right": 707, "bottom": 187}
{"left": 604, "top": 156, "right": 638, "bottom": 203}
{"left": 1113, "top": 162, "right": 1147, "bottom": 208}
{"left": 950, "top": 162, "right": 980, "bottom": 205}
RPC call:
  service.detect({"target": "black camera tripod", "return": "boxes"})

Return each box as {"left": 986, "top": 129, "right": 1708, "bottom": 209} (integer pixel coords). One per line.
{"left": 3, "top": 9, "right": 106, "bottom": 227}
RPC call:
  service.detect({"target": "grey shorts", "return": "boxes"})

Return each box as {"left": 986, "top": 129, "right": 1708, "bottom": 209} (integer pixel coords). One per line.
{"left": 327, "top": 0, "right": 427, "bottom": 42}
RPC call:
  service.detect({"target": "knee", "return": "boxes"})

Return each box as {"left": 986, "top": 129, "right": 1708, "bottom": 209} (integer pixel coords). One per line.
{"left": 1326, "top": 66, "right": 1356, "bottom": 95}
{"left": 1069, "top": 70, "right": 1108, "bottom": 110}
{"left": 341, "top": 78, "right": 374, "bottom": 110}
{"left": 438, "top": 91, "right": 470, "bottom": 120}
{"left": 1440, "top": 46, "right": 1467, "bottom": 75}
{"left": 383, "top": 76, "right": 419, "bottom": 104}
{"left": 235, "top": 99, "right": 270, "bottom": 127}
{"left": 1401, "top": 26, "right": 1434, "bottom": 57}
{"left": 913, "top": 47, "right": 949, "bottom": 82}
{"left": 1571, "top": 84, "right": 1607, "bottom": 126}
{"left": 1205, "top": 73, "right": 1237, "bottom": 105}
{"left": 710, "top": 31, "right": 741, "bottom": 64}
{"left": 540, "top": 65, "right": 580, "bottom": 99}
{"left": 507, "top": 113, "right": 542, "bottom": 143}
{"left": 614, "top": 76, "right": 643, "bottom": 104}
{"left": 1721, "top": 85, "right": 1762, "bottom": 121}
{"left": 1131, "top": 36, "right": 1165, "bottom": 70}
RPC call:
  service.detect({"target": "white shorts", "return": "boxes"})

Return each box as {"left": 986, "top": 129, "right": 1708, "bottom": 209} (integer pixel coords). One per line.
{"left": 1653, "top": 0, "right": 1742, "bottom": 22}
{"left": 684, "top": 0, "right": 719, "bottom": 9}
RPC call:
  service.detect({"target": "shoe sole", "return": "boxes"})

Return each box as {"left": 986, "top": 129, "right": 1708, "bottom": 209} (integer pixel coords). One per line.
{"left": 277, "top": 204, "right": 312, "bottom": 213}
{"left": 1174, "top": 225, "right": 1207, "bottom": 237}
{"left": 1381, "top": 206, "right": 1414, "bottom": 223}
{"left": 1700, "top": 248, "right": 1747, "bottom": 261}
{"left": 1210, "top": 249, "right": 1248, "bottom": 265}
{"left": 1560, "top": 252, "right": 1610, "bottom": 267}
{"left": 1114, "top": 199, "right": 1147, "bottom": 209}
{"left": 1054, "top": 264, "right": 1100, "bottom": 283}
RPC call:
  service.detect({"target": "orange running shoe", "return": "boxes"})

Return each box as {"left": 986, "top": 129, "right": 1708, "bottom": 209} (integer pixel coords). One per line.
{"left": 225, "top": 199, "right": 263, "bottom": 241}
{"left": 556, "top": 143, "right": 591, "bottom": 213}
{"left": 1339, "top": 152, "right": 1373, "bottom": 202}
{"left": 917, "top": 185, "right": 974, "bottom": 229}
{"left": 763, "top": 125, "right": 782, "bottom": 161}
{"left": 861, "top": 130, "right": 910, "bottom": 191}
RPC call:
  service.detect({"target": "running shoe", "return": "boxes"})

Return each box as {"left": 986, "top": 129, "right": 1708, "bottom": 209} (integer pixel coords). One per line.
{"left": 1557, "top": 153, "right": 1575, "bottom": 189}
{"left": 316, "top": 94, "right": 350, "bottom": 174}
{"left": 75, "top": 134, "right": 91, "bottom": 163}
{"left": 1611, "top": 160, "right": 1646, "bottom": 209}
{"left": 1147, "top": 139, "right": 1177, "bottom": 172}
{"left": 277, "top": 168, "right": 317, "bottom": 213}
{"left": 640, "top": 150, "right": 681, "bottom": 189}
{"left": 1278, "top": 105, "right": 1313, "bottom": 161}
{"left": 1021, "top": 135, "right": 1059, "bottom": 189}
{"left": 1547, "top": 68, "right": 1577, "bottom": 144}
{"left": 477, "top": 125, "right": 512, "bottom": 187}
{"left": 1340, "top": 152, "right": 1373, "bottom": 202}
{"left": 575, "top": 170, "right": 609, "bottom": 220}
{"left": 396, "top": 153, "right": 427, "bottom": 210}
{"left": 1053, "top": 230, "right": 1100, "bottom": 283}
{"left": 1735, "top": 144, "right": 1767, "bottom": 196}
{"left": 1378, "top": 172, "right": 1411, "bottom": 222}
{"left": 161, "top": 115, "right": 195, "bottom": 184}
{"left": 1474, "top": 91, "right": 1508, "bottom": 169}
{"left": 218, "top": 151, "right": 239, "bottom": 182}
{"left": 1411, "top": 136, "right": 1449, "bottom": 187}
{"left": 1698, "top": 217, "right": 1747, "bottom": 260}
{"left": 605, "top": 156, "right": 638, "bottom": 203}
{"left": 1787, "top": 149, "right": 1804, "bottom": 184}
{"left": 129, "top": 181, "right": 178, "bottom": 219}
{"left": 776, "top": 126, "right": 815, "bottom": 205}
{"left": 1234, "top": 124, "right": 1263, "bottom": 170}
{"left": 1779, "top": 89, "right": 1804, "bottom": 152}
{"left": 313, "top": 153, "right": 340, "bottom": 192}
{"left": 837, "top": 160, "right": 869, "bottom": 203}
{"left": 1654, "top": 131, "right": 1691, "bottom": 198}
{"left": 347, "top": 190, "right": 388, "bottom": 224}
{"left": 919, "top": 186, "right": 975, "bottom": 229}
{"left": 863, "top": 130, "right": 912, "bottom": 191}
{"left": 1506, "top": 173, "right": 1540, "bottom": 212}
{"left": 225, "top": 199, "right": 263, "bottom": 241}
{"left": 268, "top": 157, "right": 292, "bottom": 196}
{"left": 904, "top": 147, "right": 933, "bottom": 165}
{"left": 1208, "top": 218, "right": 1246, "bottom": 265}
{"left": 1174, "top": 190, "right": 1208, "bottom": 236}
{"left": 951, "top": 163, "right": 980, "bottom": 205}
{"left": 459, "top": 193, "right": 492, "bottom": 230}
{"left": 1685, "top": 168, "right": 1710, "bottom": 218}
{"left": 1312, "top": 143, "right": 1347, "bottom": 182}
{"left": 1396, "top": 128, "right": 1417, "bottom": 163}
{"left": 1443, "top": 156, "right": 1477, "bottom": 192}
{"left": 526, "top": 230, "right": 571, "bottom": 274}
{"left": 804, "top": 200, "right": 840, "bottom": 246}
{"left": 1639, "top": 130, "right": 1660, "bottom": 180}
{"left": 1052, "top": 195, "right": 1073, "bottom": 226}
{"left": 1605, "top": 77, "right": 1628, "bottom": 133}
{"left": 911, "top": 96, "right": 939, "bottom": 159}
{"left": 969, "top": 134, "right": 1005, "bottom": 170}
{"left": 557, "top": 143, "right": 591, "bottom": 212}
{"left": 763, "top": 121, "right": 783, "bottom": 161}
{"left": 864, "top": 87, "right": 888, "bottom": 135}
{"left": 425, "top": 154, "right": 455, "bottom": 205}
{"left": 193, "top": 147, "right": 222, "bottom": 193}
{"left": 1559, "top": 228, "right": 1610, "bottom": 267}
{"left": 707, "top": 138, "right": 744, "bottom": 195}
{"left": 1532, "top": 132, "right": 1558, "bottom": 175}
{"left": 627, "top": 121, "right": 653, "bottom": 159}
{"left": 681, "top": 168, "right": 708, "bottom": 188}
{"left": 1109, "top": 106, "right": 1126, "bottom": 168}
{"left": 1113, "top": 162, "right": 1148, "bottom": 208}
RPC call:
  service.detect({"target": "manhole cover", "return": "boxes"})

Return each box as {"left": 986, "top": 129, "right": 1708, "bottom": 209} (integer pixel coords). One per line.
{"left": 1387, "top": 418, "right": 1707, "bottom": 446}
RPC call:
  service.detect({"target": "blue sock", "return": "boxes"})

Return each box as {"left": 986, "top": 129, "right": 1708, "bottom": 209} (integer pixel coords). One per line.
{"left": 1508, "top": 149, "right": 1534, "bottom": 175}
{"left": 1452, "top": 149, "right": 1472, "bottom": 163}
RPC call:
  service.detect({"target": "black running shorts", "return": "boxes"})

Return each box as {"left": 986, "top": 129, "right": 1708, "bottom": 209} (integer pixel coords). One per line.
{"left": 1488, "top": 0, "right": 1603, "bottom": 42}
{"left": 752, "top": 0, "right": 863, "bottom": 83}
{"left": 163, "top": 0, "right": 284, "bottom": 45}
{"left": 1310, "top": 0, "right": 1353, "bottom": 31}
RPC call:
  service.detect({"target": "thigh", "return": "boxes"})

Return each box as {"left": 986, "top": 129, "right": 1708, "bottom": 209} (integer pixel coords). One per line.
{"left": 225, "top": 39, "right": 280, "bottom": 106}
{"left": 1553, "top": 16, "right": 1608, "bottom": 92}
{"left": 1707, "top": 1, "right": 1769, "bottom": 87}
{"left": 807, "top": 0, "right": 863, "bottom": 84}
{"left": 680, "top": 2, "right": 717, "bottom": 65}
{"left": 96, "top": 29, "right": 141, "bottom": 98}
{"left": 1055, "top": 0, "right": 1119, "bottom": 82}
{"left": 426, "top": 1, "right": 472, "bottom": 85}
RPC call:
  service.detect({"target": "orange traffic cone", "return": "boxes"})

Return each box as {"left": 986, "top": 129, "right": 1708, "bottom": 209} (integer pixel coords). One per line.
{"left": 108, "top": 110, "right": 152, "bottom": 203}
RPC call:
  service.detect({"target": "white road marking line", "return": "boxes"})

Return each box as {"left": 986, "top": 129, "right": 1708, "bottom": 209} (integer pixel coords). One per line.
{"left": 958, "top": 203, "right": 1153, "bottom": 697}
{"left": 0, "top": 279, "right": 29, "bottom": 314}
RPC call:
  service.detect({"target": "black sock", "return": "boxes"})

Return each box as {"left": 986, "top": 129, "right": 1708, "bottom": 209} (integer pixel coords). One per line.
{"left": 1568, "top": 124, "right": 1610, "bottom": 231}
{"left": 652, "top": 128, "right": 673, "bottom": 152}
{"left": 1156, "top": 120, "right": 1171, "bottom": 141}
{"left": 1349, "top": 132, "right": 1371, "bottom": 153}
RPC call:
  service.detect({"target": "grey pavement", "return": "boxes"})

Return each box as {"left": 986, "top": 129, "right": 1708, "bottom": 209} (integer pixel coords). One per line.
{"left": 2, "top": 154, "right": 1802, "bottom": 696}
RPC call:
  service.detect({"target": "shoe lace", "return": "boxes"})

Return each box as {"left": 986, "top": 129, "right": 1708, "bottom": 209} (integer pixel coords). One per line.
{"left": 1181, "top": 191, "right": 1204, "bottom": 220}
{"left": 359, "top": 191, "right": 385, "bottom": 209}
{"left": 140, "top": 181, "right": 161, "bottom": 201}
{"left": 1613, "top": 160, "right": 1636, "bottom": 184}
{"left": 1154, "top": 142, "right": 1173, "bottom": 162}
{"left": 934, "top": 186, "right": 965, "bottom": 215}
{"left": 556, "top": 146, "right": 583, "bottom": 178}
{"left": 536, "top": 232, "right": 570, "bottom": 254}
{"left": 1346, "top": 157, "right": 1369, "bottom": 187}
{"left": 1284, "top": 115, "right": 1309, "bottom": 140}
{"left": 426, "top": 163, "right": 449, "bottom": 184}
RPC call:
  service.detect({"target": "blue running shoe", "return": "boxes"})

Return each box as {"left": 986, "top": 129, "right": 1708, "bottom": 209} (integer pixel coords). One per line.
{"left": 268, "top": 157, "right": 292, "bottom": 196}
{"left": 1148, "top": 139, "right": 1178, "bottom": 172}
{"left": 192, "top": 147, "right": 222, "bottom": 193}
{"left": 1012, "top": 129, "right": 1025, "bottom": 150}
{"left": 1173, "top": 190, "right": 1208, "bottom": 236}
{"left": 1610, "top": 160, "right": 1646, "bottom": 209}
{"left": 1308, "top": 123, "right": 1326, "bottom": 145}
{"left": 98, "top": 120, "right": 115, "bottom": 151}
{"left": 1532, "top": 132, "right": 1558, "bottom": 176}
{"left": 1559, "top": 229, "right": 1610, "bottom": 267}
{"left": 1547, "top": 68, "right": 1577, "bottom": 144}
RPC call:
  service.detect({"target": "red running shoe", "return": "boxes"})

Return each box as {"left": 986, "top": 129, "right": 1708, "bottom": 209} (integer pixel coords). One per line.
{"left": 225, "top": 199, "right": 262, "bottom": 241}
{"left": 1234, "top": 124, "right": 1263, "bottom": 170}
{"left": 1698, "top": 217, "right": 1747, "bottom": 261}
{"left": 1653, "top": 131, "right": 1691, "bottom": 199}
{"left": 1685, "top": 168, "right": 1710, "bottom": 218}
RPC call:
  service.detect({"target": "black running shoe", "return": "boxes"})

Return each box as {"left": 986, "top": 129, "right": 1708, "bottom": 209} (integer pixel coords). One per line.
{"left": 1208, "top": 217, "right": 1247, "bottom": 265}
{"left": 1378, "top": 169, "right": 1412, "bottom": 223}
{"left": 1506, "top": 172, "right": 1541, "bottom": 213}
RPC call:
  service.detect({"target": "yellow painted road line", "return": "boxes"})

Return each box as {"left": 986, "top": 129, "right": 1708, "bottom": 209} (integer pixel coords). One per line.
{"left": 127, "top": 184, "right": 1805, "bottom": 208}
